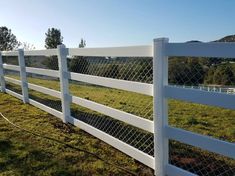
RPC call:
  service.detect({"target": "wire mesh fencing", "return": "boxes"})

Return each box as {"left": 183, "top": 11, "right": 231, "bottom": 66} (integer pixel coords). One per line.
{"left": 168, "top": 57, "right": 235, "bottom": 94}
{"left": 169, "top": 141, "right": 235, "bottom": 176}
{"left": 2, "top": 55, "right": 22, "bottom": 94}
{"left": 25, "top": 55, "right": 62, "bottom": 112}
{"left": 67, "top": 56, "right": 153, "bottom": 83}
{"left": 68, "top": 56, "right": 154, "bottom": 156}
{"left": 168, "top": 56, "right": 235, "bottom": 175}
{"left": 25, "top": 55, "right": 59, "bottom": 70}
{"left": 5, "top": 80, "right": 22, "bottom": 95}
{"left": 2, "top": 55, "right": 19, "bottom": 66}
{"left": 1, "top": 48, "right": 235, "bottom": 176}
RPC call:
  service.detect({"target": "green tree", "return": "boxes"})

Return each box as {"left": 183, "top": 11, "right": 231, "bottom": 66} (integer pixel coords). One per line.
{"left": 204, "top": 64, "right": 234, "bottom": 85}
{"left": 169, "top": 57, "right": 205, "bottom": 85}
{"left": 44, "top": 28, "right": 63, "bottom": 70}
{"left": 204, "top": 66, "right": 216, "bottom": 84}
{"left": 45, "top": 28, "right": 63, "bottom": 49}
{"left": 69, "top": 39, "right": 90, "bottom": 74}
{"left": 79, "top": 38, "right": 86, "bottom": 48}
{"left": 214, "top": 64, "right": 234, "bottom": 85}
{"left": 0, "top": 26, "right": 20, "bottom": 51}
{"left": 169, "top": 58, "right": 190, "bottom": 85}
{"left": 187, "top": 58, "right": 205, "bottom": 84}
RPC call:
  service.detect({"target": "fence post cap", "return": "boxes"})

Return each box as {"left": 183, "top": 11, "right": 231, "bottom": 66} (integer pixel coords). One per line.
{"left": 18, "top": 48, "right": 24, "bottom": 52}
{"left": 57, "top": 44, "right": 66, "bottom": 49}
{"left": 154, "top": 38, "right": 169, "bottom": 43}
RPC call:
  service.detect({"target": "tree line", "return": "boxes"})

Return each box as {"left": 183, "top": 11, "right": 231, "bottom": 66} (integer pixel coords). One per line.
{"left": 169, "top": 57, "right": 235, "bottom": 86}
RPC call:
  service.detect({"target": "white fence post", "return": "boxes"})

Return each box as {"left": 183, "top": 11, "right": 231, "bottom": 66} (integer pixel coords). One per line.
{"left": 153, "top": 38, "right": 169, "bottom": 176}
{"left": 57, "top": 44, "right": 70, "bottom": 123}
{"left": 0, "top": 52, "right": 6, "bottom": 92}
{"left": 18, "top": 49, "right": 29, "bottom": 103}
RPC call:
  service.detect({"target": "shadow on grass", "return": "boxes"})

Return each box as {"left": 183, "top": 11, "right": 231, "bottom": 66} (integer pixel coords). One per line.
{"left": 0, "top": 138, "right": 113, "bottom": 176}
{"left": 71, "top": 107, "right": 154, "bottom": 156}
{"left": 28, "top": 92, "right": 62, "bottom": 112}
{"left": 0, "top": 140, "right": 12, "bottom": 152}
{"left": 5, "top": 83, "right": 22, "bottom": 95}
{"left": 169, "top": 141, "right": 235, "bottom": 176}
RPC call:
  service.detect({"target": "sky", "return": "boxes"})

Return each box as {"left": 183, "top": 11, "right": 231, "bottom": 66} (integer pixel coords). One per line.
{"left": 0, "top": 0, "right": 234, "bottom": 49}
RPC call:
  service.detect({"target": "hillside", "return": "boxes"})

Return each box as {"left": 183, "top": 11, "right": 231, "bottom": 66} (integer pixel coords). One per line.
{"left": 216, "top": 35, "right": 235, "bottom": 42}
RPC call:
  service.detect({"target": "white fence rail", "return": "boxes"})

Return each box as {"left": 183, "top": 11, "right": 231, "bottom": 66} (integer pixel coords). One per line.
{"left": 0, "top": 38, "right": 234, "bottom": 176}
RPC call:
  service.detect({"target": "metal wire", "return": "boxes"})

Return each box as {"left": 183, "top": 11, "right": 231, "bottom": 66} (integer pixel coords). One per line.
{"left": 168, "top": 56, "right": 235, "bottom": 175}
{"left": 68, "top": 56, "right": 154, "bottom": 156}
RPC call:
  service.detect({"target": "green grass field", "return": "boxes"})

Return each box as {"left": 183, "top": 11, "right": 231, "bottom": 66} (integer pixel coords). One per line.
{"left": 2, "top": 74, "right": 235, "bottom": 175}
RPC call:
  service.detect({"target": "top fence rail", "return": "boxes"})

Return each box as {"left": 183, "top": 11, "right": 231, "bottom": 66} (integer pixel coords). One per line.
{"left": 1, "top": 45, "right": 153, "bottom": 57}
{"left": 2, "top": 42, "right": 235, "bottom": 58}
{"left": 166, "top": 42, "right": 235, "bottom": 58}
{"left": 68, "top": 45, "right": 153, "bottom": 57}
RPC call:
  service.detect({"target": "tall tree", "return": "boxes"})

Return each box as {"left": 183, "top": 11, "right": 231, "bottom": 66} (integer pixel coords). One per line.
{"left": 44, "top": 28, "right": 63, "bottom": 70}
{"left": 205, "top": 64, "right": 234, "bottom": 85}
{"left": 45, "top": 28, "right": 63, "bottom": 49}
{"left": 69, "top": 39, "right": 89, "bottom": 73}
{"left": 79, "top": 38, "right": 86, "bottom": 48}
{"left": 0, "top": 26, "right": 20, "bottom": 51}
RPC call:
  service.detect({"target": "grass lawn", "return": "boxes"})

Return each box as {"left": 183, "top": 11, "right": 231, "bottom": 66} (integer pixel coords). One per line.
{"left": 0, "top": 93, "right": 151, "bottom": 176}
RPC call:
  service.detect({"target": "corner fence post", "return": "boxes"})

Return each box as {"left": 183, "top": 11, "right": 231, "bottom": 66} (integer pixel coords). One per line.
{"left": 0, "top": 52, "right": 6, "bottom": 92}
{"left": 57, "top": 45, "right": 70, "bottom": 123}
{"left": 18, "top": 49, "right": 29, "bottom": 103}
{"left": 153, "top": 38, "right": 169, "bottom": 176}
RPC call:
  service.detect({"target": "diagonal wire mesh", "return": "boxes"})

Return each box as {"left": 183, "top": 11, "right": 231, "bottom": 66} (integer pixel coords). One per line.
{"left": 68, "top": 56, "right": 154, "bottom": 156}
{"left": 168, "top": 56, "right": 235, "bottom": 175}
{"left": 67, "top": 56, "right": 153, "bottom": 83}
{"left": 25, "top": 56, "right": 62, "bottom": 112}
{"left": 3, "top": 55, "right": 22, "bottom": 95}
{"left": 5, "top": 81, "right": 22, "bottom": 95}
{"left": 2, "top": 56, "right": 22, "bottom": 95}
{"left": 2, "top": 56, "right": 19, "bottom": 65}
{"left": 2, "top": 52, "right": 235, "bottom": 175}
{"left": 170, "top": 141, "right": 235, "bottom": 176}
{"left": 68, "top": 55, "right": 235, "bottom": 175}
{"left": 169, "top": 57, "right": 235, "bottom": 92}
{"left": 71, "top": 103, "right": 154, "bottom": 156}
{"left": 68, "top": 56, "right": 153, "bottom": 119}
{"left": 25, "top": 55, "right": 59, "bottom": 70}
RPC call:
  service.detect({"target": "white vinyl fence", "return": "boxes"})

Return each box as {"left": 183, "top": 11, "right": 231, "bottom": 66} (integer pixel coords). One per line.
{"left": 0, "top": 38, "right": 234, "bottom": 176}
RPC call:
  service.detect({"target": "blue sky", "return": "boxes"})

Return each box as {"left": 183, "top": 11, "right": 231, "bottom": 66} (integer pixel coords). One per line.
{"left": 0, "top": 0, "right": 234, "bottom": 49}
